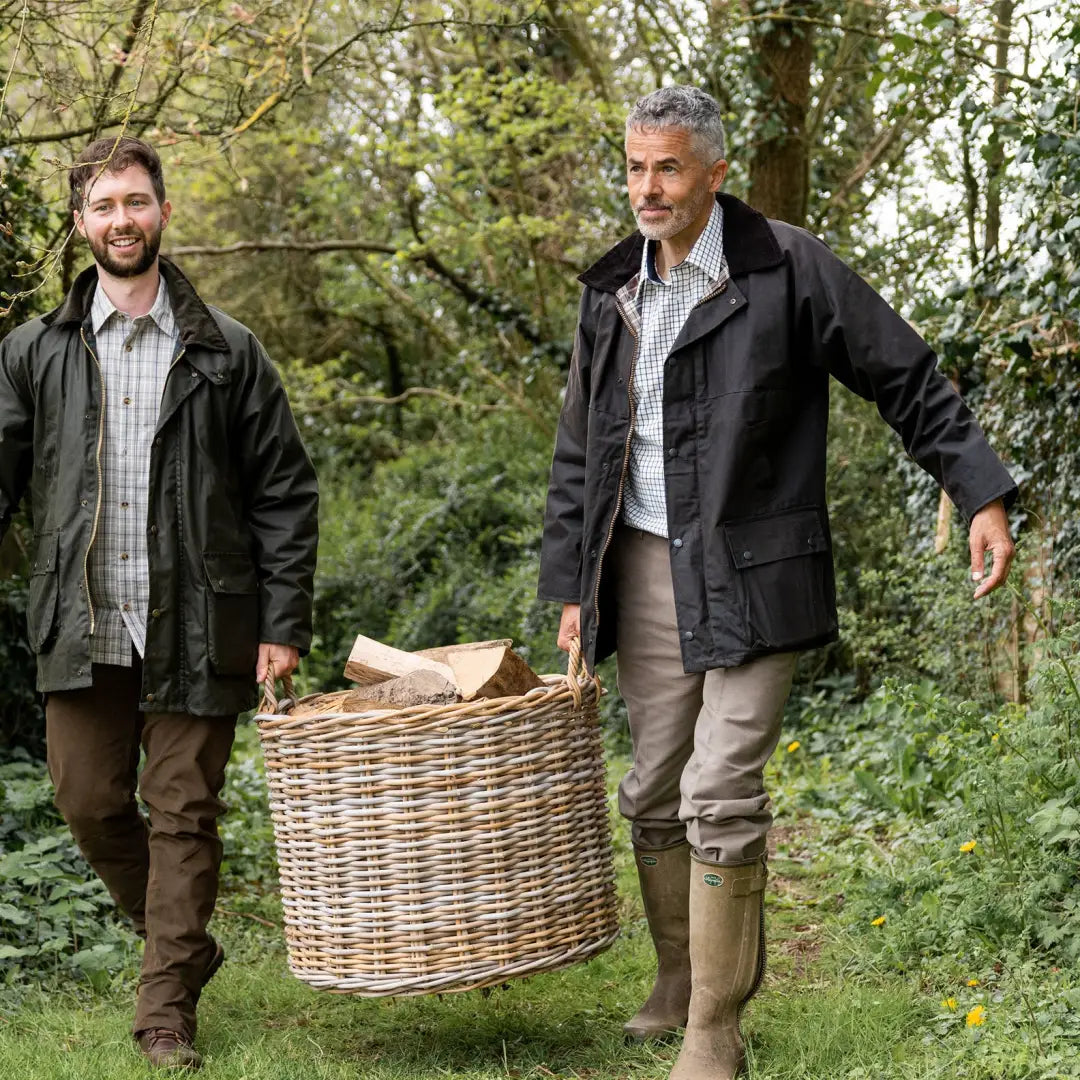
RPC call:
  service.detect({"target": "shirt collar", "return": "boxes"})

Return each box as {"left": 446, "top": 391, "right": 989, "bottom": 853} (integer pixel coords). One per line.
{"left": 639, "top": 199, "right": 726, "bottom": 288}
{"left": 89, "top": 273, "right": 176, "bottom": 338}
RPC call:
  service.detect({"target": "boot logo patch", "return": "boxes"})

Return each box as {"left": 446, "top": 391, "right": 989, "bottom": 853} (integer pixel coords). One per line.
{"left": 703, "top": 873, "right": 725, "bottom": 887}
{"left": 640, "top": 856, "right": 658, "bottom": 867}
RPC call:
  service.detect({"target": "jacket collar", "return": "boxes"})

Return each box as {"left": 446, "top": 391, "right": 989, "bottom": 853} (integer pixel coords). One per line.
{"left": 578, "top": 192, "right": 784, "bottom": 294}
{"left": 44, "top": 256, "right": 230, "bottom": 352}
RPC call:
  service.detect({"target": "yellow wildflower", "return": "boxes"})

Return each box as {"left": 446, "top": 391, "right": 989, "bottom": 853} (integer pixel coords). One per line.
{"left": 967, "top": 978, "right": 979, "bottom": 987}
{"left": 941, "top": 998, "right": 958, "bottom": 1010}
{"left": 871, "top": 915, "right": 886, "bottom": 926}
{"left": 959, "top": 840, "right": 977, "bottom": 853}
{"left": 966, "top": 1004, "right": 986, "bottom": 1027}
{"left": 991, "top": 733, "right": 999, "bottom": 743}
{"left": 787, "top": 740, "right": 801, "bottom": 753}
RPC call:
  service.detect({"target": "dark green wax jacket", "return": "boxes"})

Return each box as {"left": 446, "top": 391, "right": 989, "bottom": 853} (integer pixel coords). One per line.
{"left": 539, "top": 194, "right": 1017, "bottom": 673}
{"left": 0, "top": 257, "right": 319, "bottom": 715}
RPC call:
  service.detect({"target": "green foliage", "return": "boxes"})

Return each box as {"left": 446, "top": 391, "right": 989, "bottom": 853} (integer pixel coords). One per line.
{"left": 785, "top": 611, "right": 1080, "bottom": 977}
{"left": 0, "top": 758, "right": 133, "bottom": 994}
{"left": 307, "top": 408, "right": 561, "bottom": 688}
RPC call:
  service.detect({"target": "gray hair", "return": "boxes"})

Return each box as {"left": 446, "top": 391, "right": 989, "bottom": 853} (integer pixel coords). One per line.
{"left": 625, "top": 86, "right": 726, "bottom": 164}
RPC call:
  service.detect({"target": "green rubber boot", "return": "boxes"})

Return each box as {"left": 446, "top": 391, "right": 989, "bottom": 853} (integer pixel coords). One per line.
{"left": 668, "top": 856, "right": 768, "bottom": 1079}
{"left": 623, "top": 842, "right": 692, "bottom": 1042}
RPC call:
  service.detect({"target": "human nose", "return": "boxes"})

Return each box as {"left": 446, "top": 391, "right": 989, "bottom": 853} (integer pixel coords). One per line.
{"left": 641, "top": 168, "right": 662, "bottom": 196}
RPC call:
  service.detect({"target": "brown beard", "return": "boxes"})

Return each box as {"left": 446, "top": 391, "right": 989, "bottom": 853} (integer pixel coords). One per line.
{"left": 87, "top": 225, "right": 162, "bottom": 278}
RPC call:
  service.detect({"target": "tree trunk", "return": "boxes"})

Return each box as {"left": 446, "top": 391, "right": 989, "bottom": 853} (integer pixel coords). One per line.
{"left": 745, "top": 2, "right": 816, "bottom": 226}
{"left": 984, "top": 0, "right": 1015, "bottom": 258}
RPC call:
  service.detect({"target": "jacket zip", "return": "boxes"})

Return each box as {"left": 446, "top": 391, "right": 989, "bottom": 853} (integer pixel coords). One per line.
{"left": 79, "top": 328, "right": 106, "bottom": 636}
{"left": 592, "top": 303, "right": 640, "bottom": 631}
{"left": 590, "top": 279, "right": 729, "bottom": 636}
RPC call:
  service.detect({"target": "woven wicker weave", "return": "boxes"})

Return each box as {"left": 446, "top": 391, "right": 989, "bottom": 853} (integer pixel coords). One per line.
{"left": 255, "top": 645, "right": 619, "bottom": 996}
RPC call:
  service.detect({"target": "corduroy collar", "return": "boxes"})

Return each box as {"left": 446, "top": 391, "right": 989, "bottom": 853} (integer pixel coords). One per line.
{"left": 578, "top": 192, "right": 784, "bottom": 294}
{"left": 44, "top": 255, "right": 229, "bottom": 352}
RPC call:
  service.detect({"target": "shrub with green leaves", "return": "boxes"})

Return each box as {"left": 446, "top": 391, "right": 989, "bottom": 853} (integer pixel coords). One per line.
{"left": 0, "top": 757, "right": 133, "bottom": 995}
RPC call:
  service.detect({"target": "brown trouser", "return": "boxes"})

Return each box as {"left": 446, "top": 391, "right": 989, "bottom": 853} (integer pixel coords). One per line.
{"left": 613, "top": 526, "right": 797, "bottom": 864}
{"left": 45, "top": 661, "right": 236, "bottom": 1039}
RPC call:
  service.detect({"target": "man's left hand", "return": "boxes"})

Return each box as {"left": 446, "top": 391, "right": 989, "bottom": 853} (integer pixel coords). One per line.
{"left": 257, "top": 642, "right": 300, "bottom": 684}
{"left": 968, "top": 499, "right": 1015, "bottom": 600}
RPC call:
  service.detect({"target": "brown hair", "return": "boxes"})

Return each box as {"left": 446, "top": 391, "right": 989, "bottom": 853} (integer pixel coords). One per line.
{"left": 69, "top": 136, "right": 166, "bottom": 214}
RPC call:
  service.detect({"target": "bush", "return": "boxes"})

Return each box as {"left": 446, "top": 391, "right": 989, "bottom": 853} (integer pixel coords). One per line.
{"left": 784, "top": 609, "right": 1080, "bottom": 973}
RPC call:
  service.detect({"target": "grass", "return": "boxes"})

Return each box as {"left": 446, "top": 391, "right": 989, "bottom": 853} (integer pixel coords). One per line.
{"left": 0, "top": 735, "right": 1072, "bottom": 1079}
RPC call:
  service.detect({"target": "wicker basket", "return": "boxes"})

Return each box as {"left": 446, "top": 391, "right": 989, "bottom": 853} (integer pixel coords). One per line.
{"left": 255, "top": 644, "right": 618, "bottom": 996}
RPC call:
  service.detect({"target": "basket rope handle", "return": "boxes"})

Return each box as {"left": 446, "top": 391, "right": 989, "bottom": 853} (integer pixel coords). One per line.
{"left": 259, "top": 658, "right": 295, "bottom": 715}
{"left": 567, "top": 635, "right": 587, "bottom": 708}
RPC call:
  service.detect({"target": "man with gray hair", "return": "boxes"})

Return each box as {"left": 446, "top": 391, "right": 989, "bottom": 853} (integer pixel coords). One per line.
{"left": 539, "top": 85, "right": 1015, "bottom": 1078}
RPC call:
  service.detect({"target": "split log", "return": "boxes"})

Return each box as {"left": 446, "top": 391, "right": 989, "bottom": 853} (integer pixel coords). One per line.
{"left": 447, "top": 645, "right": 544, "bottom": 701}
{"left": 414, "top": 638, "right": 512, "bottom": 664}
{"left": 344, "top": 633, "right": 453, "bottom": 686}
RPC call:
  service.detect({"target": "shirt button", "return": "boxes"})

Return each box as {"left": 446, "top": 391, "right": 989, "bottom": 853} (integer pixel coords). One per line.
{"left": 683, "top": 630, "right": 694, "bottom": 641}
{"left": 120, "top": 501, "right": 129, "bottom": 509}
{"left": 122, "top": 602, "right": 131, "bottom": 611}
{"left": 125, "top": 344, "right": 133, "bottom": 352}
{"left": 120, "top": 552, "right": 129, "bottom": 560}
{"left": 672, "top": 538, "right": 683, "bottom": 549}
{"left": 123, "top": 396, "right": 132, "bottom": 404}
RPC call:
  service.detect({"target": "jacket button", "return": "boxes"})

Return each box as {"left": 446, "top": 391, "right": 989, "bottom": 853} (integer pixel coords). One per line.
{"left": 153, "top": 437, "right": 162, "bottom": 447}
{"left": 672, "top": 538, "right": 683, "bottom": 549}
{"left": 80, "top": 499, "right": 87, "bottom": 507}
{"left": 149, "top": 525, "right": 158, "bottom": 536}
{"left": 667, "top": 447, "right": 677, "bottom": 458}
{"left": 730, "top": 298, "right": 738, "bottom": 305}
{"left": 145, "top": 693, "right": 154, "bottom": 703}
{"left": 589, "top": 550, "right": 597, "bottom": 560}
{"left": 151, "top": 608, "right": 161, "bottom": 618}
{"left": 742, "top": 550, "right": 753, "bottom": 561}
{"left": 808, "top": 537, "right": 816, "bottom": 546}
{"left": 683, "top": 630, "right": 694, "bottom": 641}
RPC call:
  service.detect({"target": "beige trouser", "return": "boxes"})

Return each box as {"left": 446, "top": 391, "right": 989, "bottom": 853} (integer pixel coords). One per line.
{"left": 613, "top": 526, "right": 797, "bottom": 864}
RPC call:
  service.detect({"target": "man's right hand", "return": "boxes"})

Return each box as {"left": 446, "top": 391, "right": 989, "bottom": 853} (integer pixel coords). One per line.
{"left": 557, "top": 603, "right": 581, "bottom": 652}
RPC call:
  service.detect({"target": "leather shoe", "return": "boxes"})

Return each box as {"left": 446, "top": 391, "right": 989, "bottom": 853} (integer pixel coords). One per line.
{"left": 137, "top": 1029, "right": 202, "bottom": 1070}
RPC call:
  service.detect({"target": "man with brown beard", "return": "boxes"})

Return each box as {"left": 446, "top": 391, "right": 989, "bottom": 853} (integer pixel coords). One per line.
{"left": 0, "top": 137, "right": 319, "bottom": 1069}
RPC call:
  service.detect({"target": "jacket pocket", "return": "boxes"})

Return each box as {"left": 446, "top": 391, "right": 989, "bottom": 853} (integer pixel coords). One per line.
{"left": 724, "top": 508, "right": 834, "bottom": 649}
{"left": 27, "top": 531, "right": 60, "bottom": 652}
{"left": 203, "top": 552, "right": 260, "bottom": 676}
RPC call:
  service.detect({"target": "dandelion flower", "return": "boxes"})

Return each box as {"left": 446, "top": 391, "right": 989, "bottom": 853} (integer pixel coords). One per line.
{"left": 941, "top": 998, "right": 957, "bottom": 1010}
{"left": 967, "top": 979, "right": 979, "bottom": 987}
{"left": 966, "top": 1004, "right": 986, "bottom": 1027}
{"left": 787, "top": 740, "right": 801, "bottom": 753}
{"left": 871, "top": 915, "right": 886, "bottom": 926}
{"left": 959, "top": 840, "right": 977, "bottom": 853}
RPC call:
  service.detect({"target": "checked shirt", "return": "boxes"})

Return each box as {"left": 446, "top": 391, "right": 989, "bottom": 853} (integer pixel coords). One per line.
{"left": 621, "top": 200, "right": 729, "bottom": 538}
{"left": 87, "top": 276, "right": 179, "bottom": 667}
